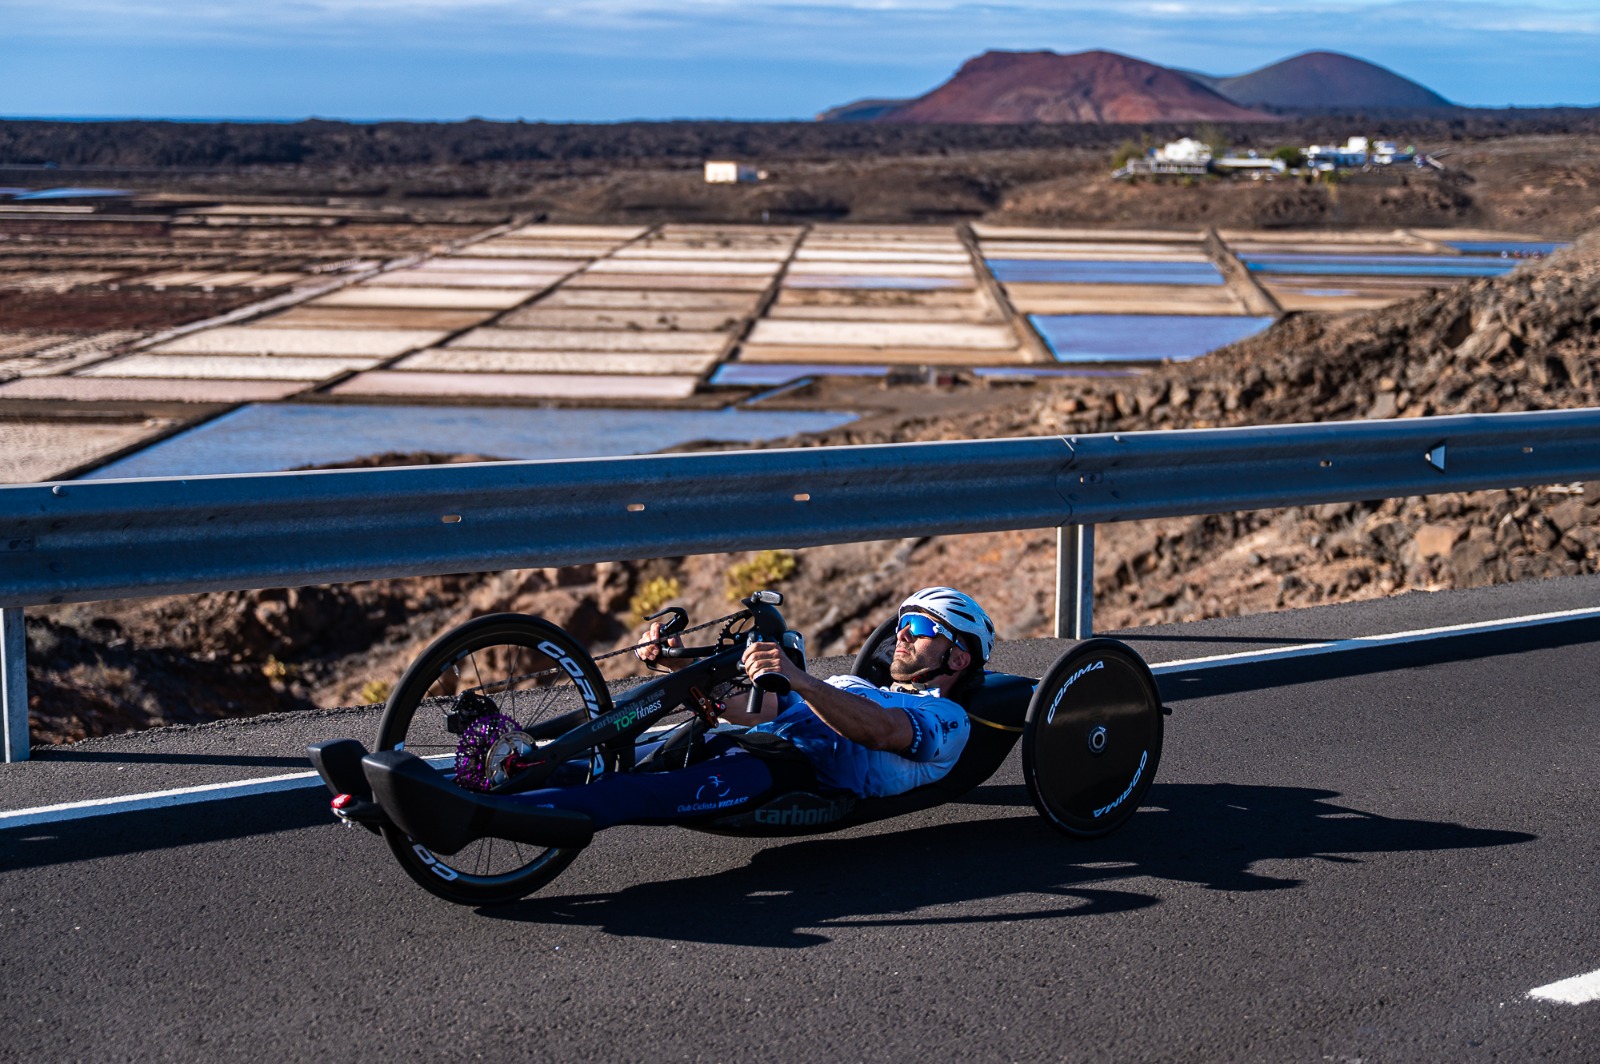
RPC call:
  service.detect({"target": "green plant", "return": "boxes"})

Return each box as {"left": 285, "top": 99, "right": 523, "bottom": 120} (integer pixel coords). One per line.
{"left": 359, "top": 679, "right": 392, "bottom": 705}
{"left": 724, "top": 550, "right": 797, "bottom": 601}
{"left": 1270, "top": 145, "right": 1306, "bottom": 168}
{"left": 1194, "top": 122, "right": 1227, "bottom": 157}
{"left": 1110, "top": 138, "right": 1144, "bottom": 169}
{"left": 630, "top": 576, "right": 682, "bottom": 623}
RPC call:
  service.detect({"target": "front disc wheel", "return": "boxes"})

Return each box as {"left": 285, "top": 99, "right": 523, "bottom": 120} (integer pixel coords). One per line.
{"left": 375, "top": 613, "right": 612, "bottom": 904}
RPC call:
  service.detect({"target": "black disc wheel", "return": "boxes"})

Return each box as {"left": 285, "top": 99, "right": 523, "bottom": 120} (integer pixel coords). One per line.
{"left": 375, "top": 613, "right": 613, "bottom": 905}
{"left": 1023, "top": 637, "right": 1163, "bottom": 839}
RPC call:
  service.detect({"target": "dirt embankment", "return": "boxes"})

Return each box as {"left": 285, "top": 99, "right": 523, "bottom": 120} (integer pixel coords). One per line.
{"left": 25, "top": 230, "right": 1600, "bottom": 745}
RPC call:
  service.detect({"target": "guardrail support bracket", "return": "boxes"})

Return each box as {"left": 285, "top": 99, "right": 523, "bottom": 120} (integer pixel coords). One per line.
{"left": 2, "top": 607, "right": 27, "bottom": 763}
{"left": 1055, "top": 524, "right": 1095, "bottom": 640}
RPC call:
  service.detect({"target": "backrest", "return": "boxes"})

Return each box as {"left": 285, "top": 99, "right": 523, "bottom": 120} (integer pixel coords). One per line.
{"left": 851, "top": 616, "right": 899, "bottom": 688}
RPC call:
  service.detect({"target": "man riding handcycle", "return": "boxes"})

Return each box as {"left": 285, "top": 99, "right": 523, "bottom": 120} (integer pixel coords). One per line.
{"left": 310, "top": 585, "right": 1166, "bottom": 906}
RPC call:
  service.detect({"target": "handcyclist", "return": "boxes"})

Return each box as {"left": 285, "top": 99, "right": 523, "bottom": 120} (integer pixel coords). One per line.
{"left": 502, "top": 587, "right": 996, "bottom": 828}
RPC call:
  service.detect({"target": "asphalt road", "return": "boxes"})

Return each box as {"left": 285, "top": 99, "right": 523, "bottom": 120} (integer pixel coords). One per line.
{"left": 2, "top": 587, "right": 1598, "bottom": 1062}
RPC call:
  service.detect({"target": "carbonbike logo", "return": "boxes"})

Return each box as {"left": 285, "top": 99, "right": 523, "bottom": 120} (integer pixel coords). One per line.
{"left": 754, "top": 798, "right": 853, "bottom": 827}
{"left": 1046, "top": 660, "right": 1105, "bottom": 724}
{"left": 677, "top": 774, "right": 748, "bottom": 814}
{"left": 537, "top": 640, "right": 601, "bottom": 714}
{"left": 1092, "top": 751, "right": 1148, "bottom": 819}
{"left": 411, "top": 844, "right": 460, "bottom": 881}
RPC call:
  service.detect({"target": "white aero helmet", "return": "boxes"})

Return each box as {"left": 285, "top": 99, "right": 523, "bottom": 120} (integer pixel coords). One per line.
{"left": 899, "top": 586, "right": 995, "bottom": 665}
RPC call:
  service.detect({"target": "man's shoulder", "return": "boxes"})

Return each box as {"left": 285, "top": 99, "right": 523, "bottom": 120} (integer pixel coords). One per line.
{"left": 826, "top": 673, "right": 906, "bottom": 699}
{"left": 826, "top": 673, "right": 877, "bottom": 692}
{"left": 826, "top": 674, "right": 964, "bottom": 713}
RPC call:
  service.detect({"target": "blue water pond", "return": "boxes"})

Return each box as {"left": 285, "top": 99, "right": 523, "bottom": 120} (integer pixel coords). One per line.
{"left": 987, "top": 259, "right": 1226, "bottom": 286}
{"left": 1031, "top": 314, "right": 1275, "bottom": 363}
{"left": 1243, "top": 253, "right": 1517, "bottom": 278}
{"left": 711, "top": 363, "right": 889, "bottom": 386}
{"left": 1445, "top": 241, "right": 1566, "bottom": 256}
{"left": 85, "top": 403, "right": 858, "bottom": 479}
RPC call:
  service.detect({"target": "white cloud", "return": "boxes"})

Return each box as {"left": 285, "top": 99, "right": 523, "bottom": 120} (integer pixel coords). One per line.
{"left": 2, "top": 0, "right": 1595, "bottom": 113}
{"left": 7, "top": 0, "right": 1600, "bottom": 37}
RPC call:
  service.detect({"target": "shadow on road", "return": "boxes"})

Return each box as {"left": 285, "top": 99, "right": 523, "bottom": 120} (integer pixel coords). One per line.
{"left": 28, "top": 750, "right": 312, "bottom": 769}
{"left": 1157, "top": 617, "right": 1600, "bottom": 702}
{"left": 482, "top": 781, "right": 1535, "bottom": 946}
{"left": 0, "top": 789, "right": 329, "bottom": 871}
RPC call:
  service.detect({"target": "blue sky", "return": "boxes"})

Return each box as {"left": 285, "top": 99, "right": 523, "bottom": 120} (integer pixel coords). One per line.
{"left": 3, "top": 0, "right": 1598, "bottom": 121}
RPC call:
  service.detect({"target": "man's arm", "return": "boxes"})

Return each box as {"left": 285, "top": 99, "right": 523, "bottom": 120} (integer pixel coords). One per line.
{"left": 740, "top": 640, "right": 913, "bottom": 751}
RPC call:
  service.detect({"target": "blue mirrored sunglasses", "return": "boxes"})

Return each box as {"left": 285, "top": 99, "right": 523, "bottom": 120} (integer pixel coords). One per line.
{"left": 898, "top": 613, "right": 957, "bottom": 644}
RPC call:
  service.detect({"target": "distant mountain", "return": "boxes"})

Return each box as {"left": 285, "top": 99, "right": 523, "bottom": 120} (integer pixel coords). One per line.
{"left": 815, "top": 98, "right": 909, "bottom": 122}
{"left": 880, "top": 50, "right": 1271, "bottom": 124}
{"left": 822, "top": 48, "right": 1453, "bottom": 123}
{"left": 1207, "top": 51, "right": 1454, "bottom": 111}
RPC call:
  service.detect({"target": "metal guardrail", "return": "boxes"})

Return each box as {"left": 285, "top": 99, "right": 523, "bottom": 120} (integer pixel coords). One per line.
{"left": 4, "top": 407, "right": 1599, "bottom": 761}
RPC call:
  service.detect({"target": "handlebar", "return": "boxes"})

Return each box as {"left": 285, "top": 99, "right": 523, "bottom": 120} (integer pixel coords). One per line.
{"left": 658, "top": 643, "right": 720, "bottom": 659}
{"left": 640, "top": 593, "right": 794, "bottom": 717}
{"left": 741, "top": 591, "right": 791, "bottom": 715}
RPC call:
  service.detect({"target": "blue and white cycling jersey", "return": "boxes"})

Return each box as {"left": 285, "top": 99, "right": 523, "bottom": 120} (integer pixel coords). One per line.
{"left": 746, "top": 674, "right": 970, "bottom": 797}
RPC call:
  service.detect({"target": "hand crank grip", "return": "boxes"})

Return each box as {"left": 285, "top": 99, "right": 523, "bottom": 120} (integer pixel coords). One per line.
{"left": 744, "top": 634, "right": 791, "bottom": 716}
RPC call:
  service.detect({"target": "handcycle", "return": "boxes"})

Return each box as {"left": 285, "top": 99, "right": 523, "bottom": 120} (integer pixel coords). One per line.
{"left": 308, "top": 591, "right": 1167, "bottom": 906}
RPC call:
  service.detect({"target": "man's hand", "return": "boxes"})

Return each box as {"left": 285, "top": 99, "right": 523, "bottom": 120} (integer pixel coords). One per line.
{"left": 740, "top": 637, "right": 804, "bottom": 691}
{"left": 723, "top": 639, "right": 795, "bottom": 724}
{"left": 634, "top": 620, "right": 685, "bottom": 671}
{"left": 739, "top": 638, "right": 913, "bottom": 751}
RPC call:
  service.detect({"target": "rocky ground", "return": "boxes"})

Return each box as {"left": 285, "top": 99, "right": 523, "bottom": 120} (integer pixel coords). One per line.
{"left": 24, "top": 227, "right": 1600, "bottom": 744}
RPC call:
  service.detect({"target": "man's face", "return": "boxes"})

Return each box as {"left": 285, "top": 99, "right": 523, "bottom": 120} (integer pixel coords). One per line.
{"left": 890, "top": 611, "right": 964, "bottom": 682}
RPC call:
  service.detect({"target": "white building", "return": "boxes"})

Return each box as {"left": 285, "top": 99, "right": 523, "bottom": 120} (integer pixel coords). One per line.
{"left": 1305, "top": 137, "right": 1369, "bottom": 170}
{"left": 1371, "top": 140, "right": 1414, "bottom": 165}
{"left": 1154, "top": 138, "right": 1213, "bottom": 165}
{"left": 704, "top": 161, "right": 765, "bottom": 184}
{"left": 1213, "top": 156, "right": 1286, "bottom": 175}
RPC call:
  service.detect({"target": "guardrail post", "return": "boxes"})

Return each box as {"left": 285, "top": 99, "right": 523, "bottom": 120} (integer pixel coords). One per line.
{"left": 1054, "top": 524, "right": 1095, "bottom": 640}
{"left": 2, "top": 607, "right": 27, "bottom": 762}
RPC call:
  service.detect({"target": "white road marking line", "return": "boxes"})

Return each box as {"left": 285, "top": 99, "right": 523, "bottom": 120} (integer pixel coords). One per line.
{"left": 0, "top": 750, "right": 460, "bottom": 830}
{"left": 0, "top": 738, "right": 659, "bottom": 830}
{"left": 0, "top": 771, "right": 323, "bottom": 829}
{"left": 5, "top": 604, "right": 1599, "bottom": 829}
{"left": 1149, "top": 605, "right": 1600, "bottom": 675}
{"left": 1529, "top": 968, "right": 1600, "bottom": 1004}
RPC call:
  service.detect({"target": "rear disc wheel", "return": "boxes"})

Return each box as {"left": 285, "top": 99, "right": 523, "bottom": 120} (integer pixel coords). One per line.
{"left": 1023, "top": 638, "right": 1163, "bottom": 839}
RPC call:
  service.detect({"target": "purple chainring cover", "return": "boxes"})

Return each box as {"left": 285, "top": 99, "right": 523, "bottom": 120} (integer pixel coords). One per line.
{"left": 452, "top": 714, "right": 523, "bottom": 792}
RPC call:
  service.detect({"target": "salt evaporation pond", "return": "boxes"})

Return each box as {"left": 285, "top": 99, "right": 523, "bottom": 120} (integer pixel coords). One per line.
{"left": 711, "top": 363, "right": 889, "bottom": 386}
{"left": 1031, "top": 314, "right": 1275, "bottom": 363}
{"left": 84, "top": 403, "right": 858, "bottom": 479}
{"left": 986, "top": 260, "right": 1226, "bottom": 286}
{"left": 1445, "top": 241, "right": 1567, "bottom": 256}
{"left": 973, "top": 366, "right": 1141, "bottom": 379}
{"left": 1243, "top": 254, "right": 1517, "bottom": 278}
{"left": 784, "top": 275, "right": 966, "bottom": 290}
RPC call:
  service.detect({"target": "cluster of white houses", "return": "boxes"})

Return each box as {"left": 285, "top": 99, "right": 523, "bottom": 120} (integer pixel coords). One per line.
{"left": 1116, "top": 136, "right": 1422, "bottom": 179}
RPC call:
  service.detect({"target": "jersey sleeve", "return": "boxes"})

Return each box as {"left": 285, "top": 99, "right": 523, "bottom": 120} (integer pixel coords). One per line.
{"left": 826, "top": 675, "right": 969, "bottom": 763}
{"left": 896, "top": 696, "right": 968, "bottom": 762}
